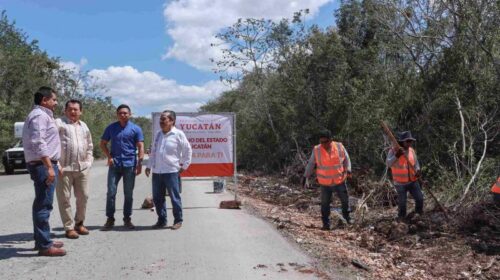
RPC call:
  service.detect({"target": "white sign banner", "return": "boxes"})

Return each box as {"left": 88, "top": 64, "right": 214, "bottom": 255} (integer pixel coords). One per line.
{"left": 152, "top": 112, "right": 235, "bottom": 177}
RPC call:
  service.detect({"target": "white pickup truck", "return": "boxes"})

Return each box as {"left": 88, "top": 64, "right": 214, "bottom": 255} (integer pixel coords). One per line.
{"left": 2, "top": 122, "right": 25, "bottom": 174}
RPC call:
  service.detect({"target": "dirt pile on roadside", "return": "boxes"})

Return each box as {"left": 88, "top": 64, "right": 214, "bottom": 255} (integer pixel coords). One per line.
{"left": 459, "top": 202, "right": 500, "bottom": 256}
{"left": 231, "top": 174, "right": 500, "bottom": 280}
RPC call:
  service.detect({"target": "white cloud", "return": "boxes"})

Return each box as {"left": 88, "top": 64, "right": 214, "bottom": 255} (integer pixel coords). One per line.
{"left": 88, "top": 65, "right": 230, "bottom": 116}
{"left": 57, "top": 58, "right": 89, "bottom": 94}
{"left": 60, "top": 57, "right": 88, "bottom": 72}
{"left": 163, "top": 0, "right": 332, "bottom": 70}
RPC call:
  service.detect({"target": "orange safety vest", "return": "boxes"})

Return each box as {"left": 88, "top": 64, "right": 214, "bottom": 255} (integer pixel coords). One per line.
{"left": 390, "top": 147, "right": 418, "bottom": 184}
{"left": 314, "top": 142, "right": 347, "bottom": 186}
{"left": 491, "top": 177, "right": 500, "bottom": 194}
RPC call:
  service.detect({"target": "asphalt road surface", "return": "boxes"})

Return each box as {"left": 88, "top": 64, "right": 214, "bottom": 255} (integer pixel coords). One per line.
{"left": 0, "top": 160, "right": 320, "bottom": 280}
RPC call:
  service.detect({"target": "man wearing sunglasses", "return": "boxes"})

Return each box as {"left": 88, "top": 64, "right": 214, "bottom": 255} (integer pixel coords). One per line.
{"left": 386, "top": 131, "right": 423, "bottom": 221}
{"left": 302, "top": 129, "right": 352, "bottom": 230}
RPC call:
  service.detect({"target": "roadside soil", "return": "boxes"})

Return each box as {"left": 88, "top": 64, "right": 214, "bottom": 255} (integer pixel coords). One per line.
{"left": 229, "top": 173, "right": 500, "bottom": 280}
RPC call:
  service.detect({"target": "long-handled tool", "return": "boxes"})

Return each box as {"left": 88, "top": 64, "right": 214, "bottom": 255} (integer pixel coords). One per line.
{"left": 380, "top": 121, "right": 449, "bottom": 220}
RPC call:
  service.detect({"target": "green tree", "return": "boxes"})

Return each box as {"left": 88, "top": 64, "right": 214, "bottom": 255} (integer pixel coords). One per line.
{"left": 131, "top": 116, "right": 152, "bottom": 150}
{"left": 205, "top": 1, "right": 500, "bottom": 205}
{"left": 0, "top": 11, "right": 60, "bottom": 149}
{"left": 0, "top": 10, "right": 119, "bottom": 160}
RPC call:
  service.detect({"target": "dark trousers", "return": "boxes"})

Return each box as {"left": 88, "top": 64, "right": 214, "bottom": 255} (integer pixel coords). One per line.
{"left": 320, "top": 182, "right": 350, "bottom": 227}
{"left": 27, "top": 163, "right": 59, "bottom": 250}
{"left": 493, "top": 193, "right": 500, "bottom": 205}
{"left": 395, "top": 181, "right": 424, "bottom": 218}
{"left": 152, "top": 172, "right": 183, "bottom": 225}
{"left": 178, "top": 172, "right": 182, "bottom": 193}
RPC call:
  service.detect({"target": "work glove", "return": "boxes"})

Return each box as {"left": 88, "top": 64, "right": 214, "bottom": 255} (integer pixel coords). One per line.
{"left": 395, "top": 148, "right": 405, "bottom": 158}
{"left": 347, "top": 171, "right": 353, "bottom": 179}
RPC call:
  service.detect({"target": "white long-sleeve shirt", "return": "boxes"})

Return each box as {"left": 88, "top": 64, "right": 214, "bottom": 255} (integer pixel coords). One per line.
{"left": 147, "top": 127, "right": 192, "bottom": 174}
{"left": 22, "top": 105, "right": 61, "bottom": 162}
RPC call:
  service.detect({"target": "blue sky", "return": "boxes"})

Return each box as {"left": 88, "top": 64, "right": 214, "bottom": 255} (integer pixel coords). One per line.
{"left": 0, "top": 0, "right": 339, "bottom": 116}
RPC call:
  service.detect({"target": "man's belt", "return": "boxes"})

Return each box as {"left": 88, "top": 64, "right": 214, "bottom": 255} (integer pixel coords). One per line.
{"left": 28, "top": 160, "right": 58, "bottom": 166}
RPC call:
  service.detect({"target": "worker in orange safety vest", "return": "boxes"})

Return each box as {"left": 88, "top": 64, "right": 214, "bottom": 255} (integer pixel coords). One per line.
{"left": 302, "top": 129, "right": 352, "bottom": 230}
{"left": 491, "top": 177, "right": 500, "bottom": 204}
{"left": 386, "top": 131, "right": 424, "bottom": 220}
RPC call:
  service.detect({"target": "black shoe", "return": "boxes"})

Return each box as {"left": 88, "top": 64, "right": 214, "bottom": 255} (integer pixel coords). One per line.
{"left": 123, "top": 218, "right": 135, "bottom": 229}
{"left": 321, "top": 224, "right": 331, "bottom": 231}
{"left": 101, "top": 218, "right": 115, "bottom": 231}
{"left": 152, "top": 222, "right": 167, "bottom": 229}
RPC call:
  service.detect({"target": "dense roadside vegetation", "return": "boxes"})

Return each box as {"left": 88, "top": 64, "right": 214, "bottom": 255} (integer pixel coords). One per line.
{"left": 204, "top": 0, "right": 500, "bottom": 205}
{"left": 0, "top": 11, "right": 151, "bottom": 159}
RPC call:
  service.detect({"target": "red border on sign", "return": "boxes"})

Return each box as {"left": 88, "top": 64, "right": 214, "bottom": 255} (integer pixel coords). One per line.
{"left": 181, "top": 163, "right": 234, "bottom": 177}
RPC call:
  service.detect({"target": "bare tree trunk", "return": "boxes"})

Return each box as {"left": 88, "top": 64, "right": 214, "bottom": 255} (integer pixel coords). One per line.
{"left": 455, "top": 95, "right": 467, "bottom": 177}
{"left": 459, "top": 121, "right": 489, "bottom": 203}
{"left": 254, "top": 70, "right": 280, "bottom": 143}
{"left": 292, "top": 136, "right": 307, "bottom": 167}
{"left": 452, "top": 141, "right": 461, "bottom": 179}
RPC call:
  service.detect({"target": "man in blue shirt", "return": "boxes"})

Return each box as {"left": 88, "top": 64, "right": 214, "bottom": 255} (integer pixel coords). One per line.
{"left": 100, "top": 104, "right": 144, "bottom": 230}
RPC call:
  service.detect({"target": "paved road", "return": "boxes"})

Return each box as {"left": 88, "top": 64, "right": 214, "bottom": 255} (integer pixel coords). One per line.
{"left": 0, "top": 160, "right": 319, "bottom": 279}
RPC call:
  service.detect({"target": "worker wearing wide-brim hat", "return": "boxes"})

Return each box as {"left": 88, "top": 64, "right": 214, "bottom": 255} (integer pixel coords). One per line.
{"left": 386, "top": 131, "right": 424, "bottom": 220}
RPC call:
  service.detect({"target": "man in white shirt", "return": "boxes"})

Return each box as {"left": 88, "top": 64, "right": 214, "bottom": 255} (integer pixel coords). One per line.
{"left": 145, "top": 110, "right": 192, "bottom": 229}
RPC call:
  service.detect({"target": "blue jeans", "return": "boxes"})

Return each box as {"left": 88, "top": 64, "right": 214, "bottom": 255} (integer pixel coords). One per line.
{"left": 395, "top": 181, "right": 424, "bottom": 218}
{"left": 106, "top": 165, "right": 136, "bottom": 219}
{"left": 320, "top": 182, "right": 350, "bottom": 227}
{"left": 27, "top": 163, "right": 58, "bottom": 249}
{"left": 152, "top": 172, "right": 183, "bottom": 225}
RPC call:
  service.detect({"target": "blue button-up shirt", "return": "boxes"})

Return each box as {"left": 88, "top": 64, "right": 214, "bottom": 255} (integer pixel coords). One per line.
{"left": 101, "top": 121, "right": 144, "bottom": 167}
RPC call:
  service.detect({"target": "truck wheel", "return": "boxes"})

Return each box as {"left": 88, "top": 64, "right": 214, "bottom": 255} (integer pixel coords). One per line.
{"left": 5, "top": 164, "right": 14, "bottom": 175}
